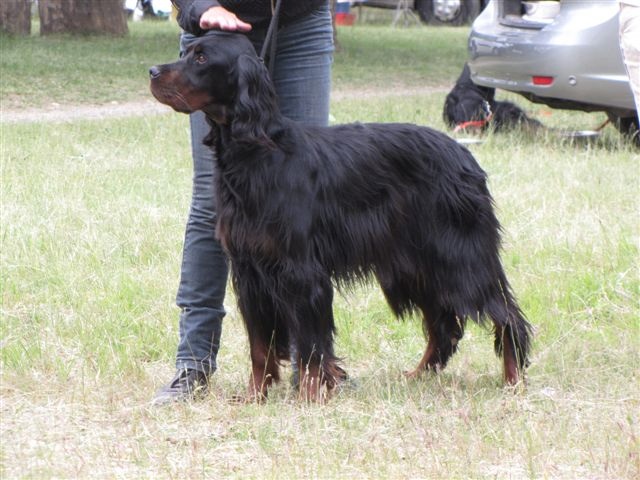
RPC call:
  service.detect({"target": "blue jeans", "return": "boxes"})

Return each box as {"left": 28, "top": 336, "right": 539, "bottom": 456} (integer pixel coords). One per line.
{"left": 175, "top": 5, "right": 334, "bottom": 374}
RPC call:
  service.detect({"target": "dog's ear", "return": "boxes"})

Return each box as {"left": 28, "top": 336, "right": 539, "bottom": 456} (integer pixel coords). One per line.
{"left": 232, "top": 54, "right": 279, "bottom": 148}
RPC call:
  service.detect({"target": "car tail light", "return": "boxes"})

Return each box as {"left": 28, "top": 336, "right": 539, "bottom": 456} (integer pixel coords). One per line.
{"left": 532, "top": 76, "right": 554, "bottom": 86}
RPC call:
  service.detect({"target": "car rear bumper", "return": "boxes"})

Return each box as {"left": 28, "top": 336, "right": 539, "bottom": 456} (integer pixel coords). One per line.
{"left": 467, "top": 0, "right": 636, "bottom": 115}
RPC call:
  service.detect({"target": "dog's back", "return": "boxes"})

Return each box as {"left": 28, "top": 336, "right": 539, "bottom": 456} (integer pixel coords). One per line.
{"left": 293, "top": 122, "right": 501, "bottom": 310}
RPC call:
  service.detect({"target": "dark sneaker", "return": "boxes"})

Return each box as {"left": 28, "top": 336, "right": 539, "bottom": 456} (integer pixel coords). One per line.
{"left": 151, "top": 368, "right": 209, "bottom": 405}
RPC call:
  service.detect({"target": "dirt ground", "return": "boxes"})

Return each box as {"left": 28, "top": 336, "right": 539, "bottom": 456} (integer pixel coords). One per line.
{"left": 0, "top": 86, "right": 448, "bottom": 124}
{"left": 0, "top": 99, "right": 172, "bottom": 124}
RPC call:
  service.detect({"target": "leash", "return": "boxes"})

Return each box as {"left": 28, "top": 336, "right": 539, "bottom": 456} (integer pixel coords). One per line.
{"left": 455, "top": 108, "right": 612, "bottom": 138}
{"left": 592, "top": 118, "right": 611, "bottom": 132}
{"left": 259, "top": 0, "right": 283, "bottom": 75}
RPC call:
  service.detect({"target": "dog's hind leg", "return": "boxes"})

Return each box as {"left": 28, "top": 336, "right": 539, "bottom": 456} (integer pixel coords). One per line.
{"left": 487, "top": 277, "right": 532, "bottom": 385}
{"left": 375, "top": 274, "right": 465, "bottom": 378}
{"left": 494, "top": 320, "right": 530, "bottom": 385}
{"left": 404, "top": 306, "right": 465, "bottom": 378}
{"left": 403, "top": 317, "right": 439, "bottom": 379}
{"left": 496, "top": 325, "right": 519, "bottom": 385}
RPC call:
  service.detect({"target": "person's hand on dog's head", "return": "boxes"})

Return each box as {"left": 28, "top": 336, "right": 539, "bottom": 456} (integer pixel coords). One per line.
{"left": 200, "top": 6, "right": 252, "bottom": 32}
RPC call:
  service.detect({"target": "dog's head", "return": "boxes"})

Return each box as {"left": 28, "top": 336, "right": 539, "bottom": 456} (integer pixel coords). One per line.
{"left": 149, "top": 31, "right": 278, "bottom": 137}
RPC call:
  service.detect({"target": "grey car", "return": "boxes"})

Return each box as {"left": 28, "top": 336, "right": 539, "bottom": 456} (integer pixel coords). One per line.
{"left": 467, "top": 0, "right": 637, "bottom": 135}
{"left": 355, "top": 0, "right": 488, "bottom": 25}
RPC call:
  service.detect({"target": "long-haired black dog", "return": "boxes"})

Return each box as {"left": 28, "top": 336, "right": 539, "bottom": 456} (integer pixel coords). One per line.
{"left": 150, "top": 32, "right": 531, "bottom": 402}
{"left": 444, "top": 63, "right": 542, "bottom": 133}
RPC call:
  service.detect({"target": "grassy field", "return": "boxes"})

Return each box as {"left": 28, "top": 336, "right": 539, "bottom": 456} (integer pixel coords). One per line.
{"left": 2, "top": 20, "right": 639, "bottom": 479}
{"left": 0, "top": 18, "right": 464, "bottom": 110}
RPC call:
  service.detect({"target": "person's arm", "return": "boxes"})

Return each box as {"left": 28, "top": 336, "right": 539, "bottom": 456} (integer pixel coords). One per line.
{"left": 171, "top": 0, "right": 251, "bottom": 34}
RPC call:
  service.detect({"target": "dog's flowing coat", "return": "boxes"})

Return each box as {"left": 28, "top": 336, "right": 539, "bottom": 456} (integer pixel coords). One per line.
{"left": 150, "top": 31, "right": 532, "bottom": 401}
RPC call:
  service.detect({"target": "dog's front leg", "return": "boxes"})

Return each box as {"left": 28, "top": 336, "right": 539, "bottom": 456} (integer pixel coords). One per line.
{"left": 246, "top": 333, "right": 279, "bottom": 402}
{"left": 297, "top": 354, "right": 327, "bottom": 403}
{"left": 232, "top": 260, "right": 283, "bottom": 403}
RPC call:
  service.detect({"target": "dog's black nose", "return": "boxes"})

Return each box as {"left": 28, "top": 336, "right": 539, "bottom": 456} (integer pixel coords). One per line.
{"left": 149, "top": 66, "right": 161, "bottom": 79}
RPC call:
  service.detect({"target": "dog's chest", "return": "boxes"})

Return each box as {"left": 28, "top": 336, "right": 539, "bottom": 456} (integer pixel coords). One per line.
{"left": 214, "top": 162, "right": 290, "bottom": 260}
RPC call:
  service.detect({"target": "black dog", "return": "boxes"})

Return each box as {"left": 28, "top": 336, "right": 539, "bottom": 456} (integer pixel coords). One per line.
{"left": 444, "top": 63, "right": 542, "bottom": 133}
{"left": 150, "top": 32, "right": 532, "bottom": 401}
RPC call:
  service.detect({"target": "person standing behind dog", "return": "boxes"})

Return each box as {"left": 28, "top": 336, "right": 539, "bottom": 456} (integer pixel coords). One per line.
{"left": 153, "top": 0, "right": 334, "bottom": 404}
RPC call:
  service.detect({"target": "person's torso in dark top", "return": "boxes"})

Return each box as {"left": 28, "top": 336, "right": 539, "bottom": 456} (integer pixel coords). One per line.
{"left": 219, "top": 0, "right": 326, "bottom": 28}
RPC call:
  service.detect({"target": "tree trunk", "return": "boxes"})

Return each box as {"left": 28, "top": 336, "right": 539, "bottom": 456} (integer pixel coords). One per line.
{"left": 39, "top": 0, "right": 127, "bottom": 36}
{"left": 0, "top": 0, "right": 31, "bottom": 36}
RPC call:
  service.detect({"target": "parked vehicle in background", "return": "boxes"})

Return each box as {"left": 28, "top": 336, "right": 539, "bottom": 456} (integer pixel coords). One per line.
{"left": 354, "top": 0, "right": 489, "bottom": 25}
{"left": 124, "top": 0, "right": 172, "bottom": 20}
{"left": 467, "top": 0, "right": 638, "bottom": 138}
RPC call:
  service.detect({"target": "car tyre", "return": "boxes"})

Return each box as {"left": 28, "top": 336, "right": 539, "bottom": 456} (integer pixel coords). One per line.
{"left": 415, "top": 0, "right": 481, "bottom": 26}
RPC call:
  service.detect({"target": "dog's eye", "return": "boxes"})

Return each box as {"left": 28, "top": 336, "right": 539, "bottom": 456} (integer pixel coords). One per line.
{"left": 195, "top": 53, "right": 207, "bottom": 64}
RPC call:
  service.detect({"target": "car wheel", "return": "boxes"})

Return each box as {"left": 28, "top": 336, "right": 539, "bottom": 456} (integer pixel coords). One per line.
{"left": 607, "top": 112, "right": 640, "bottom": 146}
{"left": 415, "top": 0, "right": 481, "bottom": 26}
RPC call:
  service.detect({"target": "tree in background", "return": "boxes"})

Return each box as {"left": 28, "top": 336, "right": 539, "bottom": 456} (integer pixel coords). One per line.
{"left": 0, "top": 0, "right": 31, "bottom": 35}
{"left": 1, "top": 0, "right": 127, "bottom": 36}
{"left": 39, "top": 0, "right": 127, "bottom": 35}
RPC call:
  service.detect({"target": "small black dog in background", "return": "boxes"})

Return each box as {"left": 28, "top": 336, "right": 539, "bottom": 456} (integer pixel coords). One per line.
{"left": 444, "top": 63, "right": 542, "bottom": 133}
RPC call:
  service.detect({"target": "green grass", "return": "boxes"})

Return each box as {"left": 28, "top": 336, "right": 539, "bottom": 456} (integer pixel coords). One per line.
{"left": 0, "top": 20, "right": 465, "bottom": 110}
{"left": 333, "top": 25, "right": 468, "bottom": 90}
{"left": 2, "top": 21, "right": 639, "bottom": 479}
{"left": 1, "top": 20, "right": 182, "bottom": 109}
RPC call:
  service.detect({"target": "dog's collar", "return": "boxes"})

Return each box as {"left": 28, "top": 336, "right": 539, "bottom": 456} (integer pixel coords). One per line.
{"left": 453, "top": 118, "right": 492, "bottom": 133}
{"left": 453, "top": 101, "right": 493, "bottom": 133}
